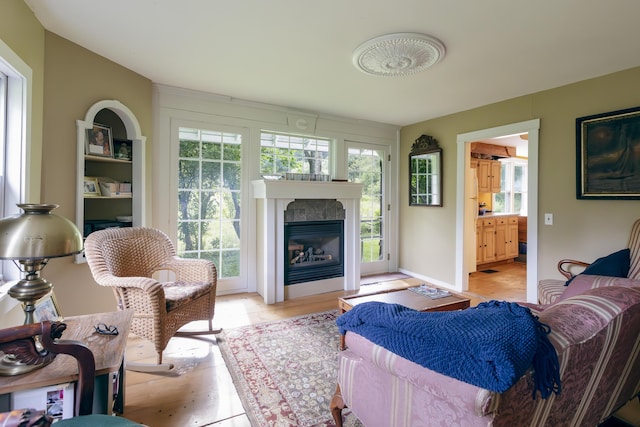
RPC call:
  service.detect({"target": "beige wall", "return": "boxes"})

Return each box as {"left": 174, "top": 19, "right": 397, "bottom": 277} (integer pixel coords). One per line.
{"left": 400, "top": 67, "right": 640, "bottom": 285}
{"left": 40, "top": 32, "right": 153, "bottom": 316}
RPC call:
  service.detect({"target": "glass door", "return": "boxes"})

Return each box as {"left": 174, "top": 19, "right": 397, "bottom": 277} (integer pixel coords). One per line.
{"left": 347, "top": 141, "right": 390, "bottom": 275}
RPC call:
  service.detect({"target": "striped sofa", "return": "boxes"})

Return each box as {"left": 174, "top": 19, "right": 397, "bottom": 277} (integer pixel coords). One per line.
{"left": 538, "top": 218, "right": 640, "bottom": 305}
{"left": 331, "top": 286, "right": 640, "bottom": 426}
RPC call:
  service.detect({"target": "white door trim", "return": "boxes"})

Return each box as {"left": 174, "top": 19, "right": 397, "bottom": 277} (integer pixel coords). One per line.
{"left": 455, "top": 119, "right": 540, "bottom": 303}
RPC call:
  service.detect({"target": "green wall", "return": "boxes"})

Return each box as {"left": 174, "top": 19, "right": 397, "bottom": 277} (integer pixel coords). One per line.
{"left": 400, "top": 67, "right": 640, "bottom": 286}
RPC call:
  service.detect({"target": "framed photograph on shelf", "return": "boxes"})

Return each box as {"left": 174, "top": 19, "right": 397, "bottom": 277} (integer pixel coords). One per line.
{"left": 85, "top": 123, "right": 114, "bottom": 158}
{"left": 30, "top": 292, "right": 62, "bottom": 322}
{"left": 113, "top": 139, "right": 133, "bottom": 161}
{"left": 83, "top": 176, "right": 101, "bottom": 197}
{"left": 576, "top": 106, "right": 640, "bottom": 199}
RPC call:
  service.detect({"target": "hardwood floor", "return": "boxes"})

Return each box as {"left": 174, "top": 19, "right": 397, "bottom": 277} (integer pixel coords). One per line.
{"left": 122, "top": 265, "right": 527, "bottom": 426}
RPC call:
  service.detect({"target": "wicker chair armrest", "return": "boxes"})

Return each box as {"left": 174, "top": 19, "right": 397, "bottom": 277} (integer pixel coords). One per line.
{"left": 159, "top": 257, "right": 216, "bottom": 283}
{"left": 557, "top": 259, "right": 591, "bottom": 279}
{"left": 92, "top": 274, "right": 164, "bottom": 294}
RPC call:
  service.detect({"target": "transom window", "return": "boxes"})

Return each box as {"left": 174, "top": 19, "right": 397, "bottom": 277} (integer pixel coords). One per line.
{"left": 260, "top": 132, "right": 330, "bottom": 175}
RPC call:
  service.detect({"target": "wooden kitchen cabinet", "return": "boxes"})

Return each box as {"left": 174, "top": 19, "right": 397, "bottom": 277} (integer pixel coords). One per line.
{"left": 477, "top": 215, "right": 518, "bottom": 266}
{"left": 477, "top": 218, "right": 496, "bottom": 264}
{"left": 505, "top": 216, "right": 519, "bottom": 258}
{"left": 476, "top": 159, "right": 501, "bottom": 193}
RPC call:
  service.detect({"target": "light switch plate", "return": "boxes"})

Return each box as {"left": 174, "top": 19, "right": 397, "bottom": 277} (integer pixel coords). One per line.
{"left": 544, "top": 213, "right": 553, "bottom": 225}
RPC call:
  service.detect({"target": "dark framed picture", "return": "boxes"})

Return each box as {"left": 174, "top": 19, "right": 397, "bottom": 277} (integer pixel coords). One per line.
{"left": 85, "top": 123, "right": 114, "bottom": 158}
{"left": 113, "top": 139, "right": 133, "bottom": 161}
{"left": 576, "top": 106, "right": 640, "bottom": 199}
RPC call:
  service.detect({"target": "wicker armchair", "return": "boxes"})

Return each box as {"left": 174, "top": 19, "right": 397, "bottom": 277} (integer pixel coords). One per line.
{"left": 84, "top": 227, "right": 220, "bottom": 372}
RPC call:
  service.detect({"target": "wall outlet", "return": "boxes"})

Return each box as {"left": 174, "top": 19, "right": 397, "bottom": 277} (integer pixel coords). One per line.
{"left": 544, "top": 213, "right": 553, "bottom": 225}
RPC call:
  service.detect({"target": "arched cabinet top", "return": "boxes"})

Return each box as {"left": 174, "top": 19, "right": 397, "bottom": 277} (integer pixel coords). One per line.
{"left": 82, "top": 100, "right": 145, "bottom": 142}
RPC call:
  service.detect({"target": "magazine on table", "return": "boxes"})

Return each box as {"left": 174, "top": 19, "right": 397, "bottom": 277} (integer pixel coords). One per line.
{"left": 409, "top": 284, "right": 451, "bottom": 299}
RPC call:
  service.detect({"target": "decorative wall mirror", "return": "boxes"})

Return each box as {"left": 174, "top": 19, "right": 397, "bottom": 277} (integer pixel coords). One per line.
{"left": 409, "top": 134, "right": 442, "bottom": 206}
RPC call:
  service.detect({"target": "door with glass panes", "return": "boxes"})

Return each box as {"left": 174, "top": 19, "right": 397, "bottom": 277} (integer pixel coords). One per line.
{"left": 176, "top": 125, "right": 248, "bottom": 294}
{"left": 347, "top": 141, "right": 390, "bottom": 275}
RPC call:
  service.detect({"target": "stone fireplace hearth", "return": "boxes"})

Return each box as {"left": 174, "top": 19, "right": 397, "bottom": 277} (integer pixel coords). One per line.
{"left": 253, "top": 179, "right": 363, "bottom": 304}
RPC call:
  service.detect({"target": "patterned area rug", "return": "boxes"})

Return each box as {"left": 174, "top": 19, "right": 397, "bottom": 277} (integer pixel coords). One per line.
{"left": 217, "top": 310, "right": 362, "bottom": 427}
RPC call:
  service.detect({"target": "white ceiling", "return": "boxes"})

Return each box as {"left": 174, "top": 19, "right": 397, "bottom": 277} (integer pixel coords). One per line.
{"left": 25, "top": 0, "right": 640, "bottom": 127}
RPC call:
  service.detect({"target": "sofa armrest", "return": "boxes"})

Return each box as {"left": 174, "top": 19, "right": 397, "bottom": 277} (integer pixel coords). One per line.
{"left": 557, "top": 259, "right": 590, "bottom": 279}
{"left": 342, "top": 332, "right": 498, "bottom": 417}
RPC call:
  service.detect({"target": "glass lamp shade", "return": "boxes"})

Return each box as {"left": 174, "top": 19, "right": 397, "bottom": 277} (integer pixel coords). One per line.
{"left": 0, "top": 204, "right": 83, "bottom": 260}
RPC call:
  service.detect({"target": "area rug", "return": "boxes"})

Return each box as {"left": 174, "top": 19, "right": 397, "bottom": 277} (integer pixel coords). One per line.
{"left": 217, "top": 310, "right": 362, "bottom": 427}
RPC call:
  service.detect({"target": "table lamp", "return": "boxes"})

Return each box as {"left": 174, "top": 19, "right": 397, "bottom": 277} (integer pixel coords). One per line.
{"left": 0, "top": 204, "right": 83, "bottom": 324}
{"left": 0, "top": 204, "right": 82, "bottom": 375}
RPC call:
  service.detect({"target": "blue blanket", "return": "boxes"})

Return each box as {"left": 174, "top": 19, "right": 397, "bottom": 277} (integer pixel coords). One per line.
{"left": 337, "top": 301, "right": 560, "bottom": 398}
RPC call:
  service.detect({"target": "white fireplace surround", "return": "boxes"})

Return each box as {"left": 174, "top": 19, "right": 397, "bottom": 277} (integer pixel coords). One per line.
{"left": 253, "top": 180, "right": 363, "bottom": 304}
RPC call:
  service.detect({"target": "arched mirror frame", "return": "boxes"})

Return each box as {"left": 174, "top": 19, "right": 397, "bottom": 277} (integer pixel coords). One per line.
{"left": 409, "top": 134, "right": 443, "bottom": 207}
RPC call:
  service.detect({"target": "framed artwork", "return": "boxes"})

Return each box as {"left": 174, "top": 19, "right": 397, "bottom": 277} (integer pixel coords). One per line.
{"left": 576, "top": 106, "right": 640, "bottom": 199}
{"left": 113, "top": 139, "right": 133, "bottom": 161}
{"left": 85, "top": 123, "right": 114, "bottom": 158}
{"left": 31, "top": 292, "right": 62, "bottom": 322}
{"left": 83, "top": 176, "right": 101, "bottom": 196}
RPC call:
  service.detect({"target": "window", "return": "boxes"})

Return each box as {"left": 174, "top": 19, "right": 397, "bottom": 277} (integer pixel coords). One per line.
{"left": 0, "top": 42, "right": 30, "bottom": 283}
{"left": 493, "top": 158, "right": 527, "bottom": 215}
{"left": 177, "top": 127, "right": 242, "bottom": 278}
{"left": 260, "top": 132, "right": 330, "bottom": 175}
{"left": 0, "top": 70, "right": 6, "bottom": 217}
{"left": 348, "top": 147, "right": 384, "bottom": 263}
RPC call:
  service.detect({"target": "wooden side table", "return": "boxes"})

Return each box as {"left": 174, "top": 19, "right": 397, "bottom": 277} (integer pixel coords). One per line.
{"left": 0, "top": 310, "right": 133, "bottom": 415}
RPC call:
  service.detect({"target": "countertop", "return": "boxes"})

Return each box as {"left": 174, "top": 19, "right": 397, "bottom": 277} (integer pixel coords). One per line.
{"left": 477, "top": 212, "right": 521, "bottom": 217}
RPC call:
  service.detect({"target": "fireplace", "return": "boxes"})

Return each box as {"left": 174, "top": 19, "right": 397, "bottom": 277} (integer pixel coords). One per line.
{"left": 253, "top": 179, "right": 363, "bottom": 304}
{"left": 285, "top": 220, "right": 344, "bottom": 285}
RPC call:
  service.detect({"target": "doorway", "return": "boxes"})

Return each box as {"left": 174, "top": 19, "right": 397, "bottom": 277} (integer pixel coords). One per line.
{"left": 455, "top": 119, "right": 540, "bottom": 303}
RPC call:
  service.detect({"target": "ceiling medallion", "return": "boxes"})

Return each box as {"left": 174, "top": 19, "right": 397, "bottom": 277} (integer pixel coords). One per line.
{"left": 352, "top": 33, "right": 446, "bottom": 77}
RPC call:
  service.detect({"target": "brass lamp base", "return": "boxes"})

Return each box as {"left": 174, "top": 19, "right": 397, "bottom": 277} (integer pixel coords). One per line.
{"left": 0, "top": 353, "right": 53, "bottom": 376}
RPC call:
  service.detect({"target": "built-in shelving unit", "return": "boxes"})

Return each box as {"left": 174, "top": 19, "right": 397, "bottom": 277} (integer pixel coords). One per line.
{"left": 75, "top": 100, "right": 146, "bottom": 263}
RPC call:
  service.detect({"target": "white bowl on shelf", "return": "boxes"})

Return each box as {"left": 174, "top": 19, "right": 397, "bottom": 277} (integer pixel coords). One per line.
{"left": 116, "top": 215, "right": 133, "bottom": 223}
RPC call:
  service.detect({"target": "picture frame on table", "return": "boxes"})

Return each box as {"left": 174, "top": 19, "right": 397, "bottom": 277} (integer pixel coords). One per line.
{"left": 576, "top": 106, "right": 640, "bottom": 199}
{"left": 85, "top": 123, "right": 114, "bottom": 158}
{"left": 83, "top": 176, "right": 101, "bottom": 197}
{"left": 30, "top": 292, "right": 62, "bottom": 322}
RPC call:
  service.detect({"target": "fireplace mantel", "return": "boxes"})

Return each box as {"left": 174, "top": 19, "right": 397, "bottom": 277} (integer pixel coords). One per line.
{"left": 253, "top": 179, "right": 363, "bottom": 200}
{"left": 252, "top": 179, "right": 363, "bottom": 304}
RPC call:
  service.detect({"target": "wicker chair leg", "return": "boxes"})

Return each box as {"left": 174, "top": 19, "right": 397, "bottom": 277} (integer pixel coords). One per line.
{"left": 124, "top": 360, "right": 174, "bottom": 373}
{"left": 175, "top": 324, "right": 222, "bottom": 337}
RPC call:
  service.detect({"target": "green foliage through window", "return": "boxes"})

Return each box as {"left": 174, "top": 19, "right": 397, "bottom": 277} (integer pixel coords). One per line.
{"left": 177, "top": 128, "right": 241, "bottom": 278}
{"left": 348, "top": 147, "right": 384, "bottom": 263}
{"left": 493, "top": 158, "right": 527, "bottom": 215}
{"left": 260, "top": 132, "right": 330, "bottom": 175}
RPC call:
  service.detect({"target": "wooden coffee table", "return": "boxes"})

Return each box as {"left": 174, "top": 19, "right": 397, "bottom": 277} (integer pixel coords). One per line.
{"left": 338, "top": 285, "right": 470, "bottom": 349}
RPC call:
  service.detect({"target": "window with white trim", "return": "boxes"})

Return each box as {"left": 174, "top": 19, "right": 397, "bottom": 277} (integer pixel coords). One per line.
{"left": 0, "top": 46, "right": 29, "bottom": 283}
{"left": 259, "top": 132, "right": 330, "bottom": 176}
{"left": 177, "top": 127, "right": 242, "bottom": 278}
{"left": 493, "top": 158, "right": 528, "bottom": 215}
